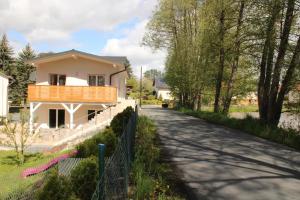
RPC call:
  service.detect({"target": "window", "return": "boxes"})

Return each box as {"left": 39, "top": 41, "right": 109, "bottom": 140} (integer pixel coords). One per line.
{"left": 49, "top": 109, "right": 65, "bottom": 128}
{"left": 88, "top": 75, "right": 105, "bottom": 86}
{"left": 88, "top": 110, "right": 96, "bottom": 121}
{"left": 88, "top": 110, "right": 101, "bottom": 121}
{"left": 50, "top": 74, "right": 66, "bottom": 85}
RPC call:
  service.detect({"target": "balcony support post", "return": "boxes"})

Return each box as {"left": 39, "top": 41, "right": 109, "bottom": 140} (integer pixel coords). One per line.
{"left": 29, "top": 102, "right": 41, "bottom": 133}
{"left": 70, "top": 104, "right": 74, "bottom": 129}
{"left": 61, "top": 103, "right": 82, "bottom": 129}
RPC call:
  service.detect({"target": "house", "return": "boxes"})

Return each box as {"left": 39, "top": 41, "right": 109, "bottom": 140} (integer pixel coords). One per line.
{"left": 27, "top": 49, "right": 133, "bottom": 132}
{"left": 153, "top": 78, "right": 173, "bottom": 101}
{"left": 288, "top": 83, "right": 300, "bottom": 103}
{"left": 0, "top": 72, "right": 9, "bottom": 118}
{"left": 232, "top": 92, "right": 258, "bottom": 106}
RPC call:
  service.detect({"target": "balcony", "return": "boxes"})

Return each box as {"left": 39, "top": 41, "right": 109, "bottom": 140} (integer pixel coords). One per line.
{"left": 28, "top": 85, "right": 117, "bottom": 103}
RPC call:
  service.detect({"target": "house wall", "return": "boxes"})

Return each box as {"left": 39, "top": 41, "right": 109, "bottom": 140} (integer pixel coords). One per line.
{"left": 35, "top": 104, "right": 106, "bottom": 129}
{"left": 0, "top": 75, "right": 8, "bottom": 117}
{"left": 35, "top": 57, "right": 126, "bottom": 99}
{"left": 155, "top": 88, "right": 172, "bottom": 101}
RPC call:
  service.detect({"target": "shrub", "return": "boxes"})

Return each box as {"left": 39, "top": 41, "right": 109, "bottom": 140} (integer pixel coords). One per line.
{"left": 132, "top": 116, "right": 183, "bottom": 199}
{"left": 147, "top": 95, "right": 156, "bottom": 100}
{"left": 136, "top": 116, "right": 159, "bottom": 168}
{"left": 70, "top": 157, "right": 98, "bottom": 200}
{"left": 133, "top": 161, "right": 155, "bottom": 200}
{"left": 76, "top": 128, "right": 117, "bottom": 158}
{"left": 35, "top": 170, "right": 73, "bottom": 200}
{"left": 142, "top": 99, "right": 162, "bottom": 105}
{"left": 110, "top": 106, "right": 134, "bottom": 136}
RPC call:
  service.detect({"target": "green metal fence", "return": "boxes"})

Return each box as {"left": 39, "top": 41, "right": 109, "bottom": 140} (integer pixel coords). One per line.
{"left": 91, "top": 107, "right": 138, "bottom": 200}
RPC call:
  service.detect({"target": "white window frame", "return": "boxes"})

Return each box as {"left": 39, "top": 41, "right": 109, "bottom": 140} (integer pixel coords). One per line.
{"left": 49, "top": 74, "right": 66, "bottom": 86}
{"left": 88, "top": 74, "right": 106, "bottom": 86}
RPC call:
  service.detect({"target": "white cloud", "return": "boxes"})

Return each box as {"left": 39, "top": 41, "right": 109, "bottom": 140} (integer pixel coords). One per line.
{"left": 101, "top": 20, "right": 166, "bottom": 77}
{"left": 0, "top": 0, "right": 166, "bottom": 73}
{"left": 0, "top": 0, "right": 158, "bottom": 44}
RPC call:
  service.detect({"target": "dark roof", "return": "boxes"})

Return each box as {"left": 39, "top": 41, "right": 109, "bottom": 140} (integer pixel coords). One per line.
{"left": 154, "top": 78, "right": 170, "bottom": 89}
{"left": 29, "top": 49, "right": 127, "bottom": 65}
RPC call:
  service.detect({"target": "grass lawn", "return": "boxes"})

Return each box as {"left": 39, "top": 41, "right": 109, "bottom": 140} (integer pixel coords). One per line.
{"left": 0, "top": 150, "right": 70, "bottom": 198}
{"left": 201, "top": 105, "right": 258, "bottom": 113}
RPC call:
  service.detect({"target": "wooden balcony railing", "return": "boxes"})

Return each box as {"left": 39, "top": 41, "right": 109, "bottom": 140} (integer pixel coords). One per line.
{"left": 28, "top": 85, "right": 117, "bottom": 103}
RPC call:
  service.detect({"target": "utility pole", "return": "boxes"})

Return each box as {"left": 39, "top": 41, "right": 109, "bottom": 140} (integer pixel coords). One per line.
{"left": 140, "top": 66, "right": 142, "bottom": 108}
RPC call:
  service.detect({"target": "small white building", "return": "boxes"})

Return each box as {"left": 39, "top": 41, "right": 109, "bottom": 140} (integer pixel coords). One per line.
{"left": 0, "top": 72, "right": 9, "bottom": 118}
{"left": 153, "top": 78, "right": 173, "bottom": 101}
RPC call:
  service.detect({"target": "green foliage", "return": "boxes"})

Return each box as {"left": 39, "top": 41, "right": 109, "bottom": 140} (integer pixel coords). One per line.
{"left": 35, "top": 170, "right": 73, "bottom": 200}
{"left": 180, "top": 108, "right": 300, "bottom": 150}
{"left": 132, "top": 161, "right": 155, "bottom": 199}
{"left": 135, "top": 116, "right": 159, "bottom": 172}
{"left": 0, "top": 150, "right": 70, "bottom": 199}
{"left": 76, "top": 127, "right": 117, "bottom": 158}
{"left": 131, "top": 116, "right": 184, "bottom": 199}
{"left": 142, "top": 78, "right": 154, "bottom": 94}
{"left": 144, "top": 69, "right": 163, "bottom": 80}
{"left": 70, "top": 157, "right": 98, "bottom": 200}
{"left": 127, "top": 78, "right": 139, "bottom": 92}
{"left": 142, "top": 99, "right": 162, "bottom": 105}
{"left": 110, "top": 106, "right": 134, "bottom": 136}
{"left": 147, "top": 95, "right": 156, "bottom": 100}
{"left": 124, "top": 58, "right": 133, "bottom": 78}
{"left": 0, "top": 34, "right": 14, "bottom": 74}
{"left": 13, "top": 44, "right": 36, "bottom": 104}
{"left": 0, "top": 34, "right": 36, "bottom": 104}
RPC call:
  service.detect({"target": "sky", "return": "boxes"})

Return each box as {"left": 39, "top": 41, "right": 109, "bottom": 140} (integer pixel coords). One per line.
{"left": 0, "top": 0, "right": 166, "bottom": 76}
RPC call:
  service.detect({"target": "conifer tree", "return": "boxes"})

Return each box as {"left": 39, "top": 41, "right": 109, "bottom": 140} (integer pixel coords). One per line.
{"left": 16, "top": 44, "right": 36, "bottom": 103}
{"left": 0, "top": 34, "right": 14, "bottom": 74}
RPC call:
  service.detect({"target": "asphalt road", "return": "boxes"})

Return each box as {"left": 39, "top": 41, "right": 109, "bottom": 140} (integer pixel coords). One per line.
{"left": 141, "top": 105, "right": 300, "bottom": 200}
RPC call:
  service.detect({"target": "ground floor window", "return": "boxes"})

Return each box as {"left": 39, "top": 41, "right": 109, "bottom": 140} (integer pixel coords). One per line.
{"left": 49, "top": 109, "right": 65, "bottom": 128}
{"left": 88, "top": 110, "right": 101, "bottom": 121}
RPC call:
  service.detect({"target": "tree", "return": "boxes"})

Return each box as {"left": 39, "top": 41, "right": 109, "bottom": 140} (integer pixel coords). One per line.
{"left": 144, "top": 0, "right": 299, "bottom": 126}
{"left": 17, "top": 44, "right": 36, "bottom": 103}
{"left": 0, "top": 34, "right": 14, "bottom": 74}
{"left": 8, "top": 44, "right": 36, "bottom": 104}
{"left": 222, "top": 0, "right": 245, "bottom": 114}
{"left": 213, "top": 0, "right": 226, "bottom": 113}
{"left": 257, "top": 0, "right": 299, "bottom": 125}
{"left": 0, "top": 109, "right": 38, "bottom": 164}
{"left": 124, "top": 58, "right": 133, "bottom": 78}
{"left": 144, "top": 69, "right": 163, "bottom": 80}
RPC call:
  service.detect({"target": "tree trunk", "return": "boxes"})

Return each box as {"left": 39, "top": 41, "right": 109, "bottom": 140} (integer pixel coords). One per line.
{"left": 193, "top": 93, "right": 199, "bottom": 111}
{"left": 258, "top": 0, "right": 282, "bottom": 123}
{"left": 273, "top": 35, "right": 300, "bottom": 125}
{"left": 267, "top": 0, "right": 295, "bottom": 124}
{"left": 197, "top": 92, "right": 202, "bottom": 111}
{"left": 214, "top": 7, "right": 225, "bottom": 113}
{"left": 223, "top": 0, "right": 245, "bottom": 115}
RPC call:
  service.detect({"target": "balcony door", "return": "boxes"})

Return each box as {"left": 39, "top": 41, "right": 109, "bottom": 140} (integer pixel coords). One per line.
{"left": 88, "top": 75, "right": 105, "bottom": 86}
{"left": 49, "top": 109, "right": 65, "bottom": 128}
{"left": 50, "top": 74, "right": 66, "bottom": 85}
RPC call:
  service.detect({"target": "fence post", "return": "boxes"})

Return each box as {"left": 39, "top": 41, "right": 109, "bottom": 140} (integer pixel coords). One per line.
{"left": 98, "top": 144, "right": 106, "bottom": 200}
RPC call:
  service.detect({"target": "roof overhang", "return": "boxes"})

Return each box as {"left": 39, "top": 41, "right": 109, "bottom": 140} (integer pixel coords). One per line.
{"left": 26, "top": 50, "right": 124, "bottom": 68}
